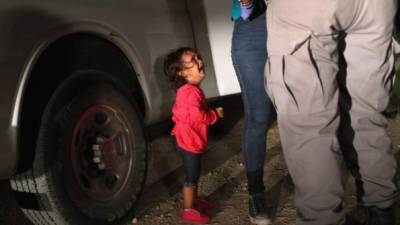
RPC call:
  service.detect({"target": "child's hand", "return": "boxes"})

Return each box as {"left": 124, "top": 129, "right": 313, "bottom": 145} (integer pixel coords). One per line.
{"left": 215, "top": 107, "right": 224, "bottom": 119}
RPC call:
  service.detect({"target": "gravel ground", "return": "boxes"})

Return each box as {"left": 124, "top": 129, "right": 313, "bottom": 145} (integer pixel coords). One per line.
{"left": 131, "top": 113, "right": 400, "bottom": 225}
{"left": 1, "top": 110, "right": 400, "bottom": 225}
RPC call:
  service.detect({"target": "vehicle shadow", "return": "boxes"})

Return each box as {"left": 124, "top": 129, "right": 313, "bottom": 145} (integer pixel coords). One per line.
{"left": 0, "top": 181, "right": 32, "bottom": 225}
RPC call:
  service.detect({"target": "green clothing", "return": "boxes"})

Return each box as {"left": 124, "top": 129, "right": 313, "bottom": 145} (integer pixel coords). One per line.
{"left": 231, "top": 0, "right": 241, "bottom": 21}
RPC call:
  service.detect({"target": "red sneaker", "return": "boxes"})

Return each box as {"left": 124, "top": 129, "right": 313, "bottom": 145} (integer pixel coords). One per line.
{"left": 194, "top": 199, "right": 214, "bottom": 211}
{"left": 181, "top": 208, "right": 210, "bottom": 224}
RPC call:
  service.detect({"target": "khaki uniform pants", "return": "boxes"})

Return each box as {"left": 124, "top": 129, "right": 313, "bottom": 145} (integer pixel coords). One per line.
{"left": 265, "top": 0, "right": 398, "bottom": 224}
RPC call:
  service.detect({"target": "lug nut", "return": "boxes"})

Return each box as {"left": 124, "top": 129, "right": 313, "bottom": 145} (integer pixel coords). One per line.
{"left": 93, "top": 150, "right": 101, "bottom": 157}
{"left": 105, "top": 174, "right": 119, "bottom": 189}
{"left": 93, "top": 157, "right": 101, "bottom": 163}
{"left": 96, "top": 137, "right": 104, "bottom": 143}
{"left": 98, "top": 163, "right": 106, "bottom": 170}
{"left": 94, "top": 112, "right": 108, "bottom": 125}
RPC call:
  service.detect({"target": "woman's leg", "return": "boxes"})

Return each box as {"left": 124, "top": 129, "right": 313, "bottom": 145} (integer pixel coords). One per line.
{"left": 231, "top": 13, "right": 273, "bottom": 225}
{"left": 231, "top": 13, "right": 273, "bottom": 195}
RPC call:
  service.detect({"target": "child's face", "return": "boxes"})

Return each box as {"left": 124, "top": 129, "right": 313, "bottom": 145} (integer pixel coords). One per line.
{"left": 178, "top": 50, "right": 205, "bottom": 86}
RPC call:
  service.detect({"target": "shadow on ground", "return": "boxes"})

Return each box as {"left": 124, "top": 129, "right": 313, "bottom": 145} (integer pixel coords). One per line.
{"left": 0, "top": 181, "right": 32, "bottom": 225}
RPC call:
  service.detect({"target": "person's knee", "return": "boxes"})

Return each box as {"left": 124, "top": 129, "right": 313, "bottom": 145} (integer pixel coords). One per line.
{"left": 248, "top": 111, "right": 270, "bottom": 127}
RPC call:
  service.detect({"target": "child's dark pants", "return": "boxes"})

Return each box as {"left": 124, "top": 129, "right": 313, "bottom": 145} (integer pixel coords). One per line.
{"left": 175, "top": 143, "right": 202, "bottom": 187}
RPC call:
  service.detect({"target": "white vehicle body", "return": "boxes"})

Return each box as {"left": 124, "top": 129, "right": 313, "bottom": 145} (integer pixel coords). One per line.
{"left": 0, "top": 0, "right": 239, "bottom": 177}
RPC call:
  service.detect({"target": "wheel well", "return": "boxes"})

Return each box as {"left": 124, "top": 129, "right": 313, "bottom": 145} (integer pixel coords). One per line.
{"left": 17, "top": 33, "right": 145, "bottom": 172}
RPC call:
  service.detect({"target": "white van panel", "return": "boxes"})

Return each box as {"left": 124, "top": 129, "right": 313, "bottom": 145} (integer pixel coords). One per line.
{"left": 202, "top": 0, "right": 241, "bottom": 95}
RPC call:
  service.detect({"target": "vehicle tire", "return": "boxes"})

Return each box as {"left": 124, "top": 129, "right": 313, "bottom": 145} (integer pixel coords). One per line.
{"left": 10, "top": 71, "right": 147, "bottom": 225}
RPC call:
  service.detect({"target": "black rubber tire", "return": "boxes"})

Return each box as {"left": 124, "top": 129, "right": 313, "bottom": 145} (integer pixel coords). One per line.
{"left": 10, "top": 71, "right": 147, "bottom": 225}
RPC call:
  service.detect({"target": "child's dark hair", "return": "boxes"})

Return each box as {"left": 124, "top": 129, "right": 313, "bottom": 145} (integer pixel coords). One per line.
{"left": 163, "top": 47, "right": 200, "bottom": 90}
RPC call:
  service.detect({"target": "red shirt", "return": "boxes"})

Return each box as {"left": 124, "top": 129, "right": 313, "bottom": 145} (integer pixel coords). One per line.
{"left": 171, "top": 84, "right": 218, "bottom": 154}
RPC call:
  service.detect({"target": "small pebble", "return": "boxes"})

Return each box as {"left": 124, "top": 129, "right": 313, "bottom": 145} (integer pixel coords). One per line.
{"left": 131, "top": 218, "right": 138, "bottom": 224}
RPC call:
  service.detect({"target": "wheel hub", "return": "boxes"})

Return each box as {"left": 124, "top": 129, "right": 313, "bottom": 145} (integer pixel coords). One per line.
{"left": 70, "top": 105, "right": 132, "bottom": 201}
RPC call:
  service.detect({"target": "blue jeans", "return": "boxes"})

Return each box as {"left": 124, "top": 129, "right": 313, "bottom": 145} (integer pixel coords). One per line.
{"left": 231, "top": 13, "right": 273, "bottom": 194}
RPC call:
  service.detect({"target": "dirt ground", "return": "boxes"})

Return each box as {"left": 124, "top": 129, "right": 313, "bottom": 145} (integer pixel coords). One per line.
{"left": 0, "top": 102, "right": 399, "bottom": 225}
{"left": 131, "top": 112, "right": 400, "bottom": 225}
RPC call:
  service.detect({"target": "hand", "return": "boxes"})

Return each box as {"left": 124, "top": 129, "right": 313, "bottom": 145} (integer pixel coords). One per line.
{"left": 215, "top": 107, "right": 224, "bottom": 119}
